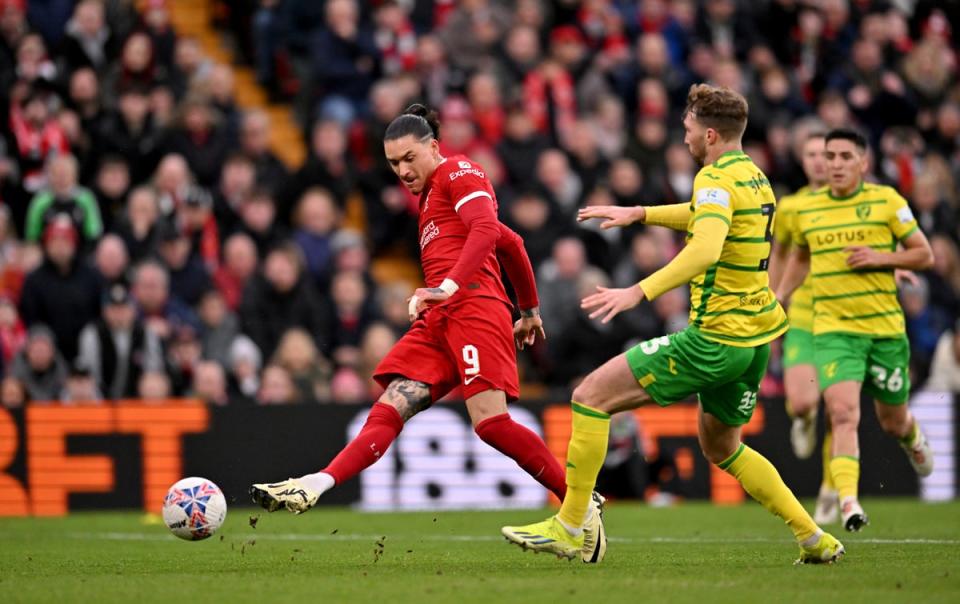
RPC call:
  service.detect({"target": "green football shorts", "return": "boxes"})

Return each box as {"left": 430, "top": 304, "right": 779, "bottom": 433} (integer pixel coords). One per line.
{"left": 783, "top": 327, "right": 815, "bottom": 369}
{"left": 625, "top": 327, "right": 770, "bottom": 427}
{"left": 814, "top": 332, "right": 911, "bottom": 404}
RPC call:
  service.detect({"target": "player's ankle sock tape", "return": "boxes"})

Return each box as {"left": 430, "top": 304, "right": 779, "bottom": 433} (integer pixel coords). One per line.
{"left": 322, "top": 402, "right": 403, "bottom": 484}
{"left": 475, "top": 412, "right": 567, "bottom": 500}
{"left": 557, "top": 402, "right": 609, "bottom": 530}
{"left": 821, "top": 430, "right": 835, "bottom": 490}
{"left": 899, "top": 420, "right": 920, "bottom": 447}
{"left": 720, "top": 443, "right": 818, "bottom": 543}
{"left": 829, "top": 456, "right": 860, "bottom": 502}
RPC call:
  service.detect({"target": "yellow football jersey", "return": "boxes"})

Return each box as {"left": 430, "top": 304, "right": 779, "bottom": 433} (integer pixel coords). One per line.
{"left": 792, "top": 181, "right": 918, "bottom": 338}
{"left": 686, "top": 150, "right": 788, "bottom": 347}
{"left": 773, "top": 186, "right": 815, "bottom": 332}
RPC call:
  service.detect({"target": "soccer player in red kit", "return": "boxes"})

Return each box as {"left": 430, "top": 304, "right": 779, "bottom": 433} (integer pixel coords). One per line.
{"left": 251, "top": 105, "right": 606, "bottom": 562}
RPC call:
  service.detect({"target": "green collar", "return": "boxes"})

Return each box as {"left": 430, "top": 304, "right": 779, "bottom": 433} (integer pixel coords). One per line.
{"left": 827, "top": 180, "right": 864, "bottom": 201}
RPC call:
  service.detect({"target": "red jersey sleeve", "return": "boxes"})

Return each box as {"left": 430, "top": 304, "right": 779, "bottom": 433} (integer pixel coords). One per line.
{"left": 496, "top": 223, "right": 539, "bottom": 310}
{"left": 445, "top": 193, "right": 499, "bottom": 288}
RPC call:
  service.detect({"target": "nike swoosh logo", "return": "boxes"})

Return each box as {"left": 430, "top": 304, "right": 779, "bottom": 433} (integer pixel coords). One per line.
{"left": 810, "top": 216, "right": 823, "bottom": 223}
{"left": 464, "top": 375, "right": 482, "bottom": 385}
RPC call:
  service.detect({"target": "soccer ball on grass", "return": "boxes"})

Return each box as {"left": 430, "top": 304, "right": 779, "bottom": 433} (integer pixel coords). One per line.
{"left": 162, "top": 477, "right": 227, "bottom": 540}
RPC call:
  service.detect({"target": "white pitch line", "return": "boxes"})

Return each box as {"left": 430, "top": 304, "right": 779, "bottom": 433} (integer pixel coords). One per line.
{"left": 57, "top": 532, "right": 960, "bottom": 546}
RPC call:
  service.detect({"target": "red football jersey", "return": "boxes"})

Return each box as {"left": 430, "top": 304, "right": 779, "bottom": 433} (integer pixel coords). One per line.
{"left": 417, "top": 154, "right": 510, "bottom": 306}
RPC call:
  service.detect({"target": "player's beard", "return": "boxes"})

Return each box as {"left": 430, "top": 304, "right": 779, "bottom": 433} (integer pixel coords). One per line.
{"left": 689, "top": 137, "right": 707, "bottom": 166}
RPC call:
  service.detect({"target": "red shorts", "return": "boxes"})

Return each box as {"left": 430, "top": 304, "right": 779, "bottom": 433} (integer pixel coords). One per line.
{"left": 373, "top": 297, "right": 519, "bottom": 402}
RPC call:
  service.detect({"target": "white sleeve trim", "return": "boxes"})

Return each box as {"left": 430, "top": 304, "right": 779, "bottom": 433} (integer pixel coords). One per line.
{"left": 454, "top": 190, "right": 493, "bottom": 212}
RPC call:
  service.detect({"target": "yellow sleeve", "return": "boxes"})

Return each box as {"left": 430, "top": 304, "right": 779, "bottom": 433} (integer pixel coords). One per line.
{"left": 639, "top": 214, "right": 729, "bottom": 300}
{"left": 773, "top": 196, "right": 794, "bottom": 245}
{"left": 886, "top": 189, "right": 920, "bottom": 241}
{"left": 642, "top": 203, "right": 692, "bottom": 231}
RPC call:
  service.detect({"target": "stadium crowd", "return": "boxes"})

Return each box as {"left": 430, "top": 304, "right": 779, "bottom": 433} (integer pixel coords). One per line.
{"left": 0, "top": 0, "right": 958, "bottom": 407}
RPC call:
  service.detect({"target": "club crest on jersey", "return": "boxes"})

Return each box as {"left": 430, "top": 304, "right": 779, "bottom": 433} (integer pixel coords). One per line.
{"left": 419, "top": 220, "right": 440, "bottom": 250}
{"left": 856, "top": 203, "right": 872, "bottom": 220}
{"left": 458, "top": 161, "right": 471, "bottom": 169}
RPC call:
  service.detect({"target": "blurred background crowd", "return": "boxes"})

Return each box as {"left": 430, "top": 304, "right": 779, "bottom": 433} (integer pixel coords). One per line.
{"left": 0, "top": 0, "right": 958, "bottom": 409}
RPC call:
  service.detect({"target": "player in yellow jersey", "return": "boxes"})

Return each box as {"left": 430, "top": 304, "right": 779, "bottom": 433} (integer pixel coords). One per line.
{"left": 776, "top": 128, "right": 935, "bottom": 532}
{"left": 500, "top": 84, "right": 843, "bottom": 565}
{"left": 769, "top": 132, "right": 842, "bottom": 524}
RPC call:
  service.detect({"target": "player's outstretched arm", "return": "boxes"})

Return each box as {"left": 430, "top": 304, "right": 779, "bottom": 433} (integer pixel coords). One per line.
{"left": 581, "top": 215, "right": 727, "bottom": 324}
{"left": 775, "top": 245, "right": 810, "bottom": 306}
{"left": 577, "top": 205, "right": 645, "bottom": 229}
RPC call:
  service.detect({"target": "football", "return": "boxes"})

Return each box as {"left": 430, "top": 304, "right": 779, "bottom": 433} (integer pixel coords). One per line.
{"left": 162, "top": 477, "right": 228, "bottom": 541}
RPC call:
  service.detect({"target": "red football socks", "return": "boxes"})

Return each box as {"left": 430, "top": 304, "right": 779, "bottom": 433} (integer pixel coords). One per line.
{"left": 322, "top": 402, "right": 404, "bottom": 484}
{"left": 475, "top": 412, "right": 567, "bottom": 499}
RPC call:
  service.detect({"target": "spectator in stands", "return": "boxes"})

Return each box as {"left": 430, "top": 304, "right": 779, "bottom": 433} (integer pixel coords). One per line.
{"left": 439, "top": 0, "right": 511, "bottom": 72}
{"left": 272, "top": 327, "right": 332, "bottom": 402}
{"left": 240, "top": 242, "right": 328, "bottom": 358}
{"left": 141, "top": 0, "right": 175, "bottom": 69}
{"left": 169, "top": 36, "right": 211, "bottom": 100}
{"left": 1, "top": 376, "right": 26, "bottom": 408}
{"left": 207, "top": 64, "right": 240, "bottom": 142}
{"left": 538, "top": 237, "right": 591, "bottom": 339}
{"left": 503, "top": 191, "right": 558, "bottom": 270}
{"left": 152, "top": 153, "right": 191, "bottom": 218}
{"left": 213, "top": 232, "right": 258, "bottom": 311}
{"left": 330, "top": 366, "right": 366, "bottom": 404}
{"left": 67, "top": 67, "right": 105, "bottom": 152}
{"left": 115, "top": 185, "right": 161, "bottom": 262}
{"left": 376, "top": 282, "right": 412, "bottom": 339}
{"left": 310, "top": 0, "right": 380, "bottom": 124}
{"left": 0, "top": 0, "right": 29, "bottom": 74}
{"left": 927, "top": 319, "right": 960, "bottom": 393}
{"left": 257, "top": 363, "right": 298, "bottom": 404}
{"left": 92, "top": 233, "right": 129, "bottom": 287}
{"left": 11, "top": 323, "right": 67, "bottom": 401}
{"left": 19, "top": 216, "right": 101, "bottom": 360}
{"left": 213, "top": 152, "right": 255, "bottom": 234}
{"left": 283, "top": 119, "right": 355, "bottom": 217}
{"left": 292, "top": 187, "right": 338, "bottom": 289}
{"left": 191, "top": 359, "right": 228, "bottom": 405}
{"left": 24, "top": 153, "right": 102, "bottom": 244}
{"left": 104, "top": 31, "right": 163, "bottom": 96}
{"left": 228, "top": 334, "right": 261, "bottom": 400}
{"left": 9, "top": 83, "right": 69, "bottom": 197}
{"left": 198, "top": 288, "right": 239, "bottom": 368}
{"left": 535, "top": 148, "right": 582, "bottom": 219}
{"left": 91, "top": 155, "right": 131, "bottom": 229}
{"left": 176, "top": 183, "right": 219, "bottom": 270}
{"left": 236, "top": 188, "right": 285, "bottom": 258}
{"left": 137, "top": 369, "right": 171, "bottom": 401}
{"left": 359, "top": 321, "right": 395, "bottom": 397}
{"left": 240, "top": 109, "right": 288, "bottom": 195}
{"left": 156, "top": 221, "right": 210, "bottom": 307}
{"left": 327, "top": 269, "right": 378, "bottom": 365}
{"left": 77, "top": 282, "right": 163, "bottom": 401}
{"left": 901, "top": 275, "right": 951, "bottom": 385}
{"left": 0, "top": 294, "right": 26, "bottom": 366}
{"left": 59, "top": 361, "right": 102, "bottom": 402}
{"left": 163, "top": 95, "right": 230, "bottom": 187}
{"left": 96, "top": 83, "right": 163, "bottom": 184}
{"left": 57, "top": 0, "right": 114, "bottom": 75}
{"left": 131, "top": 259, "right": 199, "bottom": 344}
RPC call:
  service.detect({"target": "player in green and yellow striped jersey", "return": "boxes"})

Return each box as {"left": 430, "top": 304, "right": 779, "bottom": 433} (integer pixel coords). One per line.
{"left": 777, "top": 129, "right": 935, "bottom": 533}
{"left": 501, "top": 84, "right": 843, "bottom": 565}
{"left": 769, "top": 132, "right": 841, "bottom": 525}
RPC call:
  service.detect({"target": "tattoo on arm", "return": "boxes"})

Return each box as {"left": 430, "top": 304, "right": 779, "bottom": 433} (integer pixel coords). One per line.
{"left": 382, "top": 378, "right": 432, "bottom": 421}
{"left": 520, "top": 307, "right": 540, "bottom": 318}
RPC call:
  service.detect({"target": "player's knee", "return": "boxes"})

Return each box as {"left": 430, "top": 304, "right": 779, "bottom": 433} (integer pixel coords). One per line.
{"left": 572, "top": 377, "right": 606, "bottom": 412}
{"left": 700, "top": 441, "right": 730, "bottom": 466}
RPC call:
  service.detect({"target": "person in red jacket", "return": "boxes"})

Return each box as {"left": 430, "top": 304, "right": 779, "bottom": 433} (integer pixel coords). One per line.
{"left": 252, "top": 104, "right": 606, "bottom": 563}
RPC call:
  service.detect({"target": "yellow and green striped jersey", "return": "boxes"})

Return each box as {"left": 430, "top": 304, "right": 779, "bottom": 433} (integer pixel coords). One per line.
{"left": 792, "top": 181, "right": 918, "bottom": 338}
{"left": 773, "top": 186, "right": 815, "bottom": 332}
{"left": 687, "top": 150, "right": 788, "bottom": 347}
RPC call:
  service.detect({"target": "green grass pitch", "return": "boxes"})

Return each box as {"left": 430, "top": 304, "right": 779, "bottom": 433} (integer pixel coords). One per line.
{"left": 1, "top": 499, "right": 958, "bottom": 603}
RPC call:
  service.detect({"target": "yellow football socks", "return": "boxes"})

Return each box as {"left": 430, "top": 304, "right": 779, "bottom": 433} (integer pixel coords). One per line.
{"left": 557, "top": 402, "right": 610, "bottom": 530}
{"left": 830, "top": 456, "right": 860, "bottom": 502}
{"left": 821, "top": 429, "right": 835, "bottom": 490}
{"left": 719, "top": 443, "right": 818, "bottom": 542}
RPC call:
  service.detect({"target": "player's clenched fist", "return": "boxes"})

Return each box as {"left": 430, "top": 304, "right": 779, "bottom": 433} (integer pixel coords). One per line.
{"left": 581, "top": 284, "right": 646, "bottom": 324}
{"left": 577, "top": 205, "right": 645, "bottom": 229}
